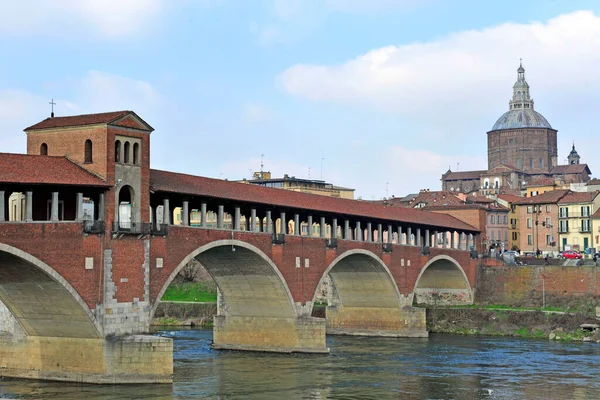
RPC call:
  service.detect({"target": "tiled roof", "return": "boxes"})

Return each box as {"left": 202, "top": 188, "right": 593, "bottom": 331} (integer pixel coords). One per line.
{"left": 0, "top": 153, "right": 109, "bottom": 187}
{"left": 150, "top": 169, "right": 478, "bottom": 232}
{"left": 24, "top": 110, "right": 152, "bottom": 131}
{"left": 550, "top": 164, "right": 591, "bottom": 175}
{"left": 497, "top": 194, "right": 523, "bottom": 203}
{"left": 587, "top": 178, "right": 600, "bottom": 186}
{"left": 466, "top": 195, "right": 494, "bottom": 204}
{"left": 557, "top": 191, "right": 600, "bottom": 204}
{"left": 443, "top": 170, "right": 486, "bottom": 180}
{"left": 403, "top": 191, "right": 465, "bottom": 208}
{"left": 513, "top": 189, "right": 570, "bottom": 205}
{"left": 592, "top": 208, "right": 600, "bottom": 218}
{"left": 527, "top": 177, "right": 556, "bottom": 187}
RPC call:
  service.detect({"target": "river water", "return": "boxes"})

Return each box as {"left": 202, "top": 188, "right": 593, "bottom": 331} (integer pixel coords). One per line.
{"left": 1, "top": 329, "right": 600, "bottom": 399}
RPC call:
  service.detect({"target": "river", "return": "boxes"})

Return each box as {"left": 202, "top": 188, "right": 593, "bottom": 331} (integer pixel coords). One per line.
{"left": 1, "top": 329, "right": 600, "bottom": 399}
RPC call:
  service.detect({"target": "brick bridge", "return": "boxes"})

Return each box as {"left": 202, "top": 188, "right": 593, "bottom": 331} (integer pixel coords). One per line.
{"left": 0, "top": 111, "right": 481, "bottom": 384}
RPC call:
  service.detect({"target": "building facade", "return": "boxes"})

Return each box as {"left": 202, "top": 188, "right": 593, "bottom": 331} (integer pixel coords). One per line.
{"left": 557, "top": 191, "right": 600, "bottom": 253}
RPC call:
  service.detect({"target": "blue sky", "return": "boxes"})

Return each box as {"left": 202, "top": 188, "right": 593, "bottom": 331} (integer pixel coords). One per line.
{"left": 2, "top": 0, "right": 600, "bottom": 199}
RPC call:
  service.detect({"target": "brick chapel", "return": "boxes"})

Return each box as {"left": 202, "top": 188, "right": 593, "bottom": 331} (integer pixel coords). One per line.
{"left": 441, "top": 62, "right": 591, "bottom": 195}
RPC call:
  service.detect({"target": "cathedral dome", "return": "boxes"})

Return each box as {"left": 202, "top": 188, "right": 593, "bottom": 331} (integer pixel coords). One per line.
{"left": 489, "top": 61, "right": 553, "bottom": 132}
{"left": 491, "top": 109, "right": 552, "bottom": 131}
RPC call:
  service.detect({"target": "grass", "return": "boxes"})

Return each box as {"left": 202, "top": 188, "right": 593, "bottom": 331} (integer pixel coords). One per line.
{"left": 435, "top": 303, "right": 569, "bottom": 313}
{"left": 161, "top": 282, "right": 217, "bottom": 303}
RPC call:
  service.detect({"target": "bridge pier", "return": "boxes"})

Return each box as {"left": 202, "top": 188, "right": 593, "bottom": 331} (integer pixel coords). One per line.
{"left": 212, "top": 314, "right": 328, "bottom": 353}
{"left": 0, "top": 334, "right": 172, "bottom": 384}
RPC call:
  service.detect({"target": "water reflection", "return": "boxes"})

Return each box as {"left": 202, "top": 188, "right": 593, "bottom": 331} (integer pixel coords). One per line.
{"left": 1, "top": 328, "right": 600, "bottom": 399}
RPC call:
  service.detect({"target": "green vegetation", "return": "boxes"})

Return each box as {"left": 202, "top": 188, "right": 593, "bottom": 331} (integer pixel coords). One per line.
{"left": 161, "top": 282, "right": 217, "bottom": 303}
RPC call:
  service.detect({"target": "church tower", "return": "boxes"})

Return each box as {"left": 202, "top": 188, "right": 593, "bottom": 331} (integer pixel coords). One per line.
{"left": 568, "top": 144, "right": 580, "bottom": 165}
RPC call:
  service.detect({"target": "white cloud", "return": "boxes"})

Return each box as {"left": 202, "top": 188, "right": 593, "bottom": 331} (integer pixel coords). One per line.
{"left": 0, "top": 0, "right": 163, "bottom": 38}
{"left": 280, "top": 11, "right": 600, "bottom": 138}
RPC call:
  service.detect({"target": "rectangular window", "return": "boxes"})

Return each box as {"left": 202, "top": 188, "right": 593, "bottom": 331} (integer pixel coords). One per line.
{"left": 527, "top": 206, "right": 533, "bottom": 214}
{"left": 546, "top": 218, "right": 551, "bottom": 227}
{"left": 546, "top": 205, "right": 551, "bottom": 212}
{"left": 559, "top": 207, "right": 568, "bottom": 218}
{"left": 512, "top": 232, "right": 518, "bottom": 241}
{"left": 528, "top": 235, "right": 533, "bottom": 245}
{"left": 527, "top": 218, "right": 532, "bottom": 228}
{"left": 546, "top": 235, "right": 551, "bottom": 245}
{"left": 582, "top": 206, "right": 590, "bottom": 217}
{"left": 490, "top": 215, "right": 495, "bottom": 224}
{"left": 504, "top": 215, "right": 508, "bottom": 224}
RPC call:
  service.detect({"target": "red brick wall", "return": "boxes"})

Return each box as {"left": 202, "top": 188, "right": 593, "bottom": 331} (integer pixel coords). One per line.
{"left": 0, "top": 223, "right": 102, "bottom": 309}
{"left": 517, "top": 203, "right": 558, "bottom": 253}
{"left": 27, "top": 127, "right": 109, "bottom": 180}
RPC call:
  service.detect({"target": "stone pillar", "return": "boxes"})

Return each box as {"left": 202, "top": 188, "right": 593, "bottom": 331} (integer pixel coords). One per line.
{"left": 280, "top": 212, "right": 286, "bottom": 234}
{"left": 433, "top": 231, "right": 439, "bottom": 248}
{"left": 75, "top": 192, "right": 84, "bottom": 220}
{"left": 98, "top": 193, "right": 105, "bottom": 221}
{"left": 200, "top": 203, "right": 207, "bottom": 227}
{"left": 307, "top": 215, "right": 313, "bottom": 236}
{"left": 182, "top": 201, "right": 189, "bottom": 226}
{"left": 332, "top": 218, "right": 338, "bottom": 239}
{"left": 458, "top": 232, "right": 463, "bottom": 250}
{"left": 51, "top": 192, "right": 59, "bottom": 222}
{"left": 377, "top": 224, "right": 383, "bottom": 242}
{"left": 217, "top": 205, "right": 224, "bottom": 229}
{"left": 451, "top": 231, "right": 455, "bottom": 249}
{"left": 266, "top": 211, "right": 272, "bottom": 233}
{"left": 320, "top": 217, "right": 326, "bottom": 238}
{"left": 163, "top": 198, "right": 170, "bottom": 225}
{"left": 344, "top": 220, "right": 351, "bottom": 240}
{"left": 407, "top": 227, "right": 412, "bottom": 246}
{"left": 25, "top": 191, "right": 33, "bottom": 222}
{"left": 425, "top": 229, "right": 430, "bottom": 247}
{"left": 234, "top": 207, "right": 241, "bottom": 231}
{"left": 397, "top": 226, "right": 403, "bottom": 244}
{"left": 294, "top": 214, "right": 300, "bottom": 235}
{"left": 416, "top": 228, "right": 421, "bottom": 247}
{"left": 366, "top": 222, "right": 372, "bottom": 242}
{"left": 250, "top": 209, "right": 257, "bottom": 232}
{"left": 466, "top": 234, "right": 472, "bottom": 250}
{"left": 443, "top": 232, "right": 448, "bottom": 248}
{"left": 0, "top": 190, "right": 4, "bottom": 222}
{"left": 356, "top": 221, "right": 362, "bottom": 241}
{"left": 387, "top": 224, "right": 393, "bottom": 243}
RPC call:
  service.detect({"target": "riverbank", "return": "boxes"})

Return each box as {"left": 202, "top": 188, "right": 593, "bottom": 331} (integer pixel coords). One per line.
{"left": 427, "top": 307, "right": 600, "bottom": 342}
{"left": 152, "top": 302, "right": 216, "bottom": 327}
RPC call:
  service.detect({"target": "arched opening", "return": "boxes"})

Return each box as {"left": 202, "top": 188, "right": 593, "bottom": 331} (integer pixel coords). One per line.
{"left": 0, "top": 244, "right": 101, "bottom": 338}
{"left": 124, "top": 142, "right": 130, "bottom": 164}
{"left": 40, "top": 143, "right": 48, "bottom": 156}
{"left": 115, "top": 140, "right": 121, "bottom": 163}
{"left": 118, "top": 185, "right": 134, "bottom": 229}
{"left": 413, "top": 255, "right": 472, "bottom": 306}
{"left": 133, "top": 143, "right": 139, "bottom": 165}
{"left": 84, "top": 139, "right": 93, "bottom": 163}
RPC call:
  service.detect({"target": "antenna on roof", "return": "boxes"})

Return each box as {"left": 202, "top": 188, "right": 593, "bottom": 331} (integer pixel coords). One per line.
{"left": 260, "top": 154, "right": 264, "bottom": 178}
{"left": 49, "top": 98, "right": 56, "bottom": 118}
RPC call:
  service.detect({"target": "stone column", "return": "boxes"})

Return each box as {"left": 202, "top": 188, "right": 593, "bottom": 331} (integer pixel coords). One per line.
{"left": 200, "top": 203, "right": 207, "bottom": 227}
{"left": 25, "top": 191, "right": 33, "bottom": 222}
{"left": 377, "top": 224, "right": 383, "bottom": 242}
{"left": 51, "top": 192, "right": 59, "bottom": 222}
{"left": 250, "top": 209, "right": 257, "bottom": 232}
{"left": 266, "top": 211, "right": 272, "bottom": 233}
{"left": 293, "top": 214, "right": 300, "bottom": 235}
{"left": 433, "top": 231, "right": 438, "bottom": 248}
{"left": 416, "top": 228, "right": 421, "bottom": 247}
{"left": 407, "top": 227, "right": 412, "bottom": 246}
{"left": 75, "top": 192, "right": 84, "bottom": 221}
{"left": 332, "top": 218, "right": 338, "bottom": 239}
{"left": 217, "top": 205, "right": 224, "bottom": 229}
{"left": 280, "top": 212, "right": 286, "bottom": 234}
{"left": 387, "top": 224, "right": 393, "bottom": 243}
{"left": 458, "top": 232, "right": 463, "bottom": 250}
{"left": 397, "top": 226, "right": 403, "bottom": 244}
{"left": 466, "top": 234, "right": 472, "bottom": 251}
{"left": 307, "top": 215, "right": 313, "bottom": 237}
{"left": 344, "top": 220, "right": 351, "bottom": 240}
{"left": 98, "top": 193, "right": 105, "bottom": 221}
{"left": 0, "top": 190, "right": 5, "bottom": 222}
{"left": 320, "top": 217, "right": 326, "bottom": 238}
{"left": 425, "top": 229, "right": 430, "bottom": 247}
{"left": 182, "top": 201, "right": 189, "bottom": 226}
{"left": 366, "top": 222, "right": 372, "bottom": 242}
{"left": 234, "top": 207, "right": 241, "bottom": 230}
{"left": 443, "top": 232, "right": 448, "bottom": 248}
{"left": 356, "top": 221, "right": 362, "bottom": 241}
{"left": 163, "top": 198, "right": 170, "bottom": 225}
{"left": 450, "top": 231, "right": 455, "bottom": 249}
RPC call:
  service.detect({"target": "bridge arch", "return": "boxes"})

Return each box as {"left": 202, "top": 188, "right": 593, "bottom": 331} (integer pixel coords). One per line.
{"left": 312, "top": 249, "right": 403, "bottom": 311}
{"left": 152, "top": 240, "right": 297, "bottom": 320}
{"left": 413, "top": 255, "right": 473, "bottom": 305}
{"left": 0, "top": 243, "right": 102, "bottom": 338}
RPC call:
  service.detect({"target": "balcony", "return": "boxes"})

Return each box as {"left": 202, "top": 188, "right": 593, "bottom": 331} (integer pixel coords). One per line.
{"left": 83, "top": 220, "right": 105, "bottom": 234}
{"left": 578, "top": 227, "right": 591, "bottom": 233}
{"left": 559, "top": 212, "right": 591, "bottom": 218}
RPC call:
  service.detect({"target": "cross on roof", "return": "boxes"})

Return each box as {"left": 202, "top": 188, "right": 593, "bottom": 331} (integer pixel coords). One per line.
{"left": 49, "top": 98, "right": 56, "bottom": 118}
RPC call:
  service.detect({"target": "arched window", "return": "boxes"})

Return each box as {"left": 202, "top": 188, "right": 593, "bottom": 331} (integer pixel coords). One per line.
{"left": 539, "top": 158, "right": 544, "bottom": 169}
{"left": 133, "top": 143, "right": 139, "bottom": 165}
{"left": 115, "top": 140, "right": 121, "bottom": 163}
{"left": 124, "top": 142, "right": 130, "bottom": 164}
{"left": 84, "top": 139, "right": 93, "bottom": 163}
{"left": 517, "top": 158, "right": 523, "bottom": 170}
{"left": 494, "top": 178, "right": 500, "bottom": 189}
{"left": 529, "top": 158, "right": 534, "bottom": 169}
{"left": 484, "top": 178, "right": 489, "bottom": 189}
{"left": 40, "top": 143, "right": 48, "bottom": 155}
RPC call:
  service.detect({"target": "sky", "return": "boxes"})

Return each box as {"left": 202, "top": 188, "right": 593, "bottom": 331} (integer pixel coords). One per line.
{"left": 2, "top": 0, "right": 600, "bottom": 200}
